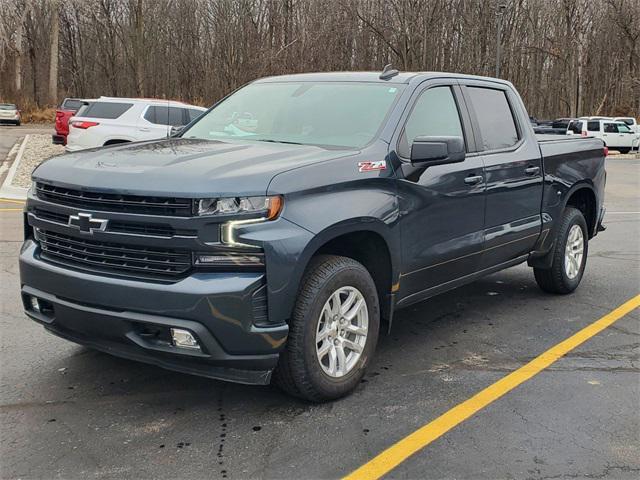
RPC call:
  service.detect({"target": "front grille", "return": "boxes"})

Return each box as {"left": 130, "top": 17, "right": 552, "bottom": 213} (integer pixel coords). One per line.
{"left": 32, "top": 208, "right": 196, "bottom": 238}
{"left": 36, "top": 229, "right": 191, "bottom": 279}
{"left": 36, "top": 183, "right": 193, "bottom": 217}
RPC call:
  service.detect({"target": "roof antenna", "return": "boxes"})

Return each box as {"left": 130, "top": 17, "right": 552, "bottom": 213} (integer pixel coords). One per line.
{"left": 379, "top": 64, "right": 399, "bottom": 80}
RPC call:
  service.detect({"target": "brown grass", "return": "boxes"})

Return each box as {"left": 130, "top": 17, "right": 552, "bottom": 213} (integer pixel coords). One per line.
{"left": 21, "top": 107, "right": 56, "bottom": 124}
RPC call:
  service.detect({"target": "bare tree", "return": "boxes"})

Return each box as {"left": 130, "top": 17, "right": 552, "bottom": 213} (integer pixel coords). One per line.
{"left": 0, "top": 0, "right": 637, "bottom": 118}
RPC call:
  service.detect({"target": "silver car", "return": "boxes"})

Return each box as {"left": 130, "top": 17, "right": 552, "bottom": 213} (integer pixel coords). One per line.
{"left": 0, "top": 103, "right": 21, "bottom": 126}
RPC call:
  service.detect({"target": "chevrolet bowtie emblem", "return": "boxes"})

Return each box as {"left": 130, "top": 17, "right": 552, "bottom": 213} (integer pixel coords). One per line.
{"left": 68, "top": 212, "right": 108, "bottom": 234}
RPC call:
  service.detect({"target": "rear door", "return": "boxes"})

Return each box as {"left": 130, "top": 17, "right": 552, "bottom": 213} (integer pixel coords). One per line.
{"left": 140, "top": 105, "right": 191, "bottom": 139}
{"left": 461, "top": 82, "right": 543, "bottom": 269}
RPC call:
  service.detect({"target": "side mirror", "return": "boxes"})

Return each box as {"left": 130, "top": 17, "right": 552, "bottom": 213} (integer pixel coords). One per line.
{"left": 410, "top": 136, "right": 465, "bottom": 166}
{"left": 170, "top": 126, "right": 184, "bottom": 137}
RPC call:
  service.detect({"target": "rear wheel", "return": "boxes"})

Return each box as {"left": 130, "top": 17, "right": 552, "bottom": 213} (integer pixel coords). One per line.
{"left": 534, "top": 207, "right": 588, "bottom": 294}
{"left": 274, "top": 255, "right": 380, "bottom": 402}
{"left": 617, "top": 147, "right": 630, "bottom": 154}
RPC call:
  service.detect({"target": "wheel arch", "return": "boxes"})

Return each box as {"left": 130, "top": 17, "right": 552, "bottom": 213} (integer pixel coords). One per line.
{"left": 288, "top": 219, "right": 400, "bottom": 328}
{"left": 103, "top": 138, "right": 133, "bottom": 146}
{"left": 529, "top": 181, "right": 598, "bottom": 269}
{"left": 564, "top": 183, "right": 598, "bottom": 238}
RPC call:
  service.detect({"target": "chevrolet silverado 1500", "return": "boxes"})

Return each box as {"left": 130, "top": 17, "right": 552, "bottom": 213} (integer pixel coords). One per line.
{"left": 20, "top": 70, "right": 606, "bottom": 401}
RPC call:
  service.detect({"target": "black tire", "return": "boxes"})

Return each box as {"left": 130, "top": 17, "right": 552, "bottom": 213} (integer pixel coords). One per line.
{"left": 273, "top": 255, "right": 380, "bottom": 402}
{"left": 617, "top": 147, "right": 630, "bottom": 154}
{"left": 534, "top": 207, "right": 588, "bottom": 294}
{"left": 16, "top": 121, "right": 21, "bottom": 126}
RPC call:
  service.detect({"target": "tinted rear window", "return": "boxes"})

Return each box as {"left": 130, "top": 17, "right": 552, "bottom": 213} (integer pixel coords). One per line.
{"left": 144, "top": 106, "right": 186, "bottom": 126}
{"left": 467, "top": 87, "right": 519, "bottom": 150}
{"left": 587, "top": 121, "right": 600, "bottom": 132}
{"left": 568, "top": 121, "right": 583, "bottom": 134}
{"left": 188, "top": 109, "right": 204, "bottom": 122}
{"left": 80, "top": 102, "right": 132, "bottom": 119}
{"left": 61, "top": 99, "right": 83, "bottom": 111}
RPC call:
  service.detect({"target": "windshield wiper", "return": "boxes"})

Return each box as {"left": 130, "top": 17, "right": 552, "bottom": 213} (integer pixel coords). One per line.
{"left": 253, "top": 139, "right": 304, "bottom": 145}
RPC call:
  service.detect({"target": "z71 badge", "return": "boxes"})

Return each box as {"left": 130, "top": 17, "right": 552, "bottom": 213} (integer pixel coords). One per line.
{"left": 358, "top": 161, "right": 387, "bottom": 172}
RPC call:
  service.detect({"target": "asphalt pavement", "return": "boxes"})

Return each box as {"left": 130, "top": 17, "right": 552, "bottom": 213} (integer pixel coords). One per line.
{"left": 0, "top": 157, "right": 638, "bottom": 480}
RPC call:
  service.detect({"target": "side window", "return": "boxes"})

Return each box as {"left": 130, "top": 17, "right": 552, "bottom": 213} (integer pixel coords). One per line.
{"left": 587, "top": 121, "right": 600, "bottom": 132}
{"left": 80, "top": 102, "right": 132, "bottom": 119}
{"left": 467, "top": 87, "right": 519, "bottom": 150}
{"left": 188, "top": 109, "right": 203, "bottom": 122}
{"left": 568, "top": 121, "right": 583, "bottom": 134}
{"left": 146, "top": 106, "right": 185, "bottom": 127}
{"left": 143, "top": 106, "right": 156, "bottom": 123}
{"left": 603, "top": 123, "right": 617, "bottom": 133}
{"left": 399, "top": 86, "right": 464, "bottom": 158}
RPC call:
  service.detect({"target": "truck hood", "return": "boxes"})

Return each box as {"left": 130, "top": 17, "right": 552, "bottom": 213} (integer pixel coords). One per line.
{"left": 33, "top": 138, "right": 357, "bottom": 197}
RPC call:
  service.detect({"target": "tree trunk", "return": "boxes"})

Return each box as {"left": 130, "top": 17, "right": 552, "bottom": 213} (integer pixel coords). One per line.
{"left": 14, "top": 12, "right": 24, "bottom": 94}
{"left": 48, "top": 0, "right": 60, "bottom": 106}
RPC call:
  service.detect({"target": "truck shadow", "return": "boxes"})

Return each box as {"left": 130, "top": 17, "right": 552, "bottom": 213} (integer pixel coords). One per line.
{"left": 53, "top": 264, "right": 545, "bottom": 410}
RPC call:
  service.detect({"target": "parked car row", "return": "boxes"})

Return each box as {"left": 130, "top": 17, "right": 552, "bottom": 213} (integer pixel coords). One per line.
{"left": 533, "top": 115, "right": 639, "bottom": 152}
{"left": 52, "top": 96, "right": 206, "bottom": 151}
{"left": 566, "top": 117, "right": 640, "bottom": 153}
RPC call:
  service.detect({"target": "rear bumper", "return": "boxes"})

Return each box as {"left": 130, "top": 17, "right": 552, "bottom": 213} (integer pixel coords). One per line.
{"left": 19, "top": 240, "right": 288, "bottom": 385}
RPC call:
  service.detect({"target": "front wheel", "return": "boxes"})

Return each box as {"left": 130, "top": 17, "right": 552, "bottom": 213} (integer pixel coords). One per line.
{"left": 274, "top": 255, "right": 380, "bottom": 402}
{"left": 617, "top": 147, "right": 630, "bottom": 154}
{"left": 534, "top": 207, "right": 588, "bottom": 294}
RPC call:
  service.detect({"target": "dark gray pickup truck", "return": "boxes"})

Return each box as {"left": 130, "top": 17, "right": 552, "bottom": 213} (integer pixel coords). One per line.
{"left": 20, "top": 70, "right": 606, "bottom": 401}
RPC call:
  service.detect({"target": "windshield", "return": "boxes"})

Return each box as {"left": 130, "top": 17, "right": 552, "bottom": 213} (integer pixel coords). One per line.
{"left": 0, "top": 104, "right": 17, "bottom": 110}
{"left": 617, "top": 123, "right": 632, "bottom": 133}
{"left": 183, "top": 82, "right": 405, "bottom": 148}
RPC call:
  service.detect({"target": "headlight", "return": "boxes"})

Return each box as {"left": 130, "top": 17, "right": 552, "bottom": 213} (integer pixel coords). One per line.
{"left": 196, "top": 196, "right": 283, "bottom": 219}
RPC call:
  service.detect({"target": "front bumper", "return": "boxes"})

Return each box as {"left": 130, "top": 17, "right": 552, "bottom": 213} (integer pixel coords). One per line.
{"left": 19, "top": 240, "right": 288, "bottom": 385}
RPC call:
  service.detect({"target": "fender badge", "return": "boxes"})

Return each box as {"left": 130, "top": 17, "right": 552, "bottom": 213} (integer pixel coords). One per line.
{"left": 358, "top": 161, "right": 387, "bottom": 172}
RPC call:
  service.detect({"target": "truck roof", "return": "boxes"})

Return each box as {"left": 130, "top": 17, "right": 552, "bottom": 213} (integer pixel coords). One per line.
{"left": 254, "top": 71, "right": 513, "bottom": 87}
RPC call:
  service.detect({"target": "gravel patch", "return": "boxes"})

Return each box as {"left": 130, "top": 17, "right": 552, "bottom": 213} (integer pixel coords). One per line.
{"left": 12, "top": 134, "right": 65, "bottom": 188}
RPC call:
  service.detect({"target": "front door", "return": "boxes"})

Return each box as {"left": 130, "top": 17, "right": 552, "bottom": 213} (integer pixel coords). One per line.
{"left": 395, "top": 83, "right": 486, "bottom": 303}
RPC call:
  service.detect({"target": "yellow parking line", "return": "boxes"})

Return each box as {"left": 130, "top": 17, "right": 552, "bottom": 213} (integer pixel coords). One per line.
{"left": 344, "top": 294, "right": 640, "bottom": 480}
{"left": 0, "top": 208, "right": 23, "bottom": 212}
{"left": 0, "top": 198, "right": 25, "bottom": 204}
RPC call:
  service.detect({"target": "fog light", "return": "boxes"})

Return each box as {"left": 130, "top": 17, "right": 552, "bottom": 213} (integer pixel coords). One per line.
{"left": 170, "top": 328, "right": 200, "bottom": 350}
{"left": 30, "top": 296, "right": 41, "bottom": 313}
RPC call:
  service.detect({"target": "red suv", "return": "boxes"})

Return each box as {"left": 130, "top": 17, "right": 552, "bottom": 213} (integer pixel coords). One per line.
{"left": 53, "top": 98, "right": 84, "bottom": 145}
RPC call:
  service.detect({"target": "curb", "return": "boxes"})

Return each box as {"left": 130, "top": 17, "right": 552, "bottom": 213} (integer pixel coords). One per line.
{"left": 0, "top": 134, "right": 30, "bottom": 200}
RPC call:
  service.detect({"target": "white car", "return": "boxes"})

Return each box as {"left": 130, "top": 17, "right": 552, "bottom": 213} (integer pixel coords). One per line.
{"left": 66, "top": 97, "right": 206, "bottom": 152}
{"left": 0, "top": 103, "right": 21, "bottom": 125}
{"left": 566, "top": 118, "right": 639, "bottom": 153}
{"left": 614, "top": 117, "right": 639, "bottom": 134}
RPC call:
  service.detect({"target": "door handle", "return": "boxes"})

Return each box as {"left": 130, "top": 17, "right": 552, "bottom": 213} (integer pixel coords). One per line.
{"left": 139, "top": 128, "right": 150, "bottom": 132}
{"left": 464, "top": 175, "right": 483, "bottom": 185}
{"left": 525, "top": 166, "right": 540, "bottom": 175}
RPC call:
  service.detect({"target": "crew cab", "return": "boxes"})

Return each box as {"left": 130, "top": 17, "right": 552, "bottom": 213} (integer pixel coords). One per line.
{"left": 53, "top": 98, "right": 83, "bottom": 145}
{"left": 20, "top": 71, "right": 606, "bottom": 402}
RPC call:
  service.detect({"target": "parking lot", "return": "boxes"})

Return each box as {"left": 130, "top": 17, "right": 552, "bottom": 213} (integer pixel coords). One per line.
{"left": 0, "top": 156, "right": 638, "bottom": 479}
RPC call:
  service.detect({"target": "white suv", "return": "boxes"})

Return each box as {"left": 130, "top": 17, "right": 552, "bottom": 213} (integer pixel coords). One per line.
{"left": 66, "top": 97, "right": 206, "bottom": 152}
{"left": 566, "top": 118, "right": 639, "bottom": 153}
